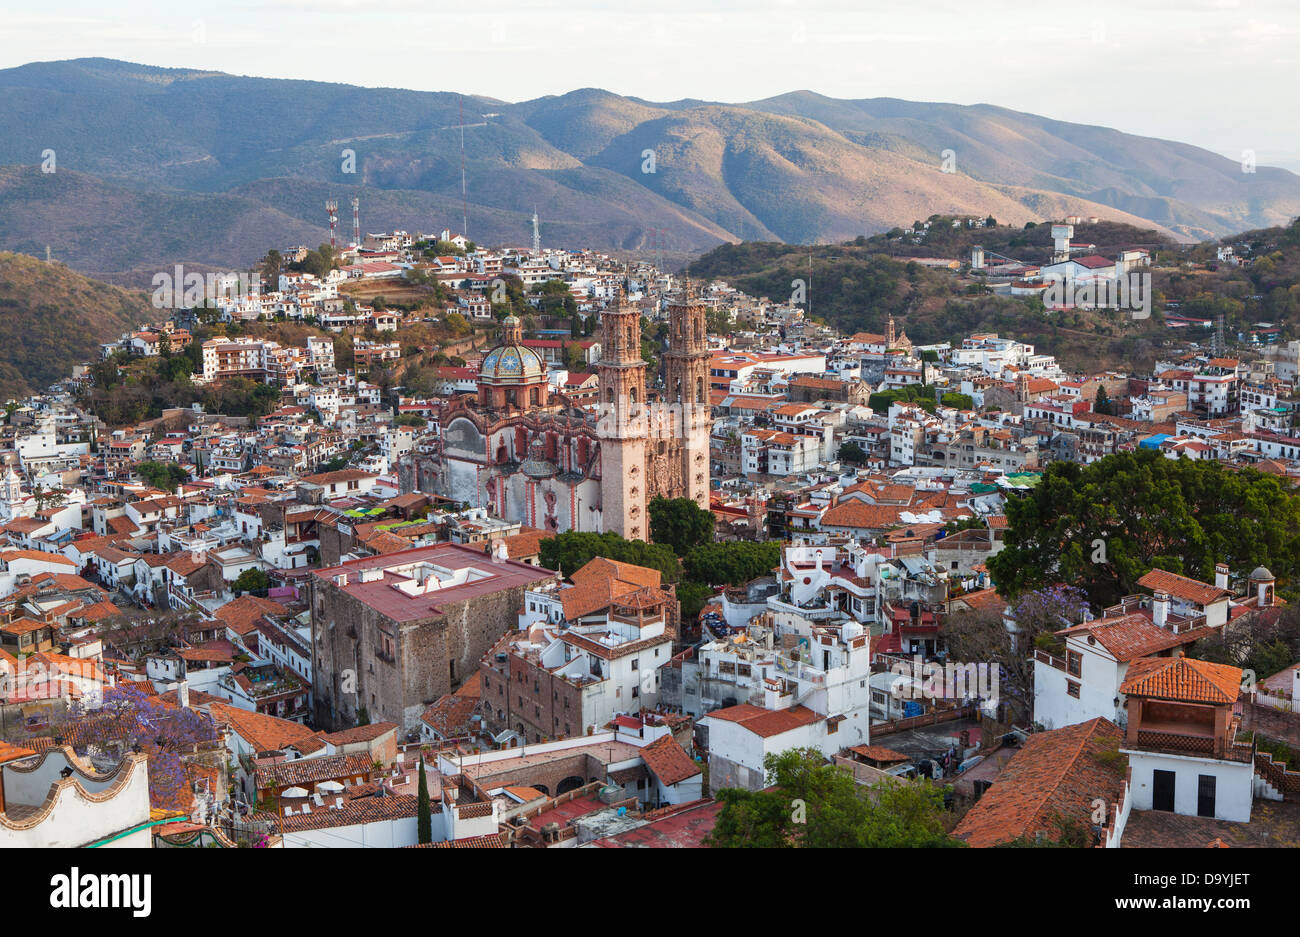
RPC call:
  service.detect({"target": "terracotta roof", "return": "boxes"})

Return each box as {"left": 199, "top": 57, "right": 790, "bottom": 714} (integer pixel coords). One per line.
{"left": 561, "top": 557, "right": 664, "bottom": 621}
{"left": 207, "top": 702, "right": 321, "bottom": 754}
{"left": 639, "top": 734, "right": 701, "bottom": 787}
{"left": 1137, "top": 569, "right": 1231, "bottom": 606}
{"left": 255, "top": 752, "right": 374, "bottom": 790}
{"left": 364, "top": 531, "right": 414, "bottom": 554}
{"left": 702, "top": 703, "right": 822, "bottom": 738}
{"left": 819, "top": 501, "right": 906, "bottom": 531}
{"left": 1057, "top": 613, "right": 1191, "bottom": 662}
{"left": 413, "top": 832, "right": 506, "bottom": 848}
{"left": 847, "top": 745, "right": 909, "bottom": 764}
{"left": 952, "top": 718, "right": 1125, "bottom": 848}
{"left": 214, "top": 595, "right": 289, "bottom": 636}
{"left": 320, "top": 722, "right": 398, "bottom": 746}
{"left": 279, "top": 793, "right": 417, "bottom": 833}
{"left": 420, "top": 693, "right": 480, "bottom": 736}
{"left": 490, "top": 527, "right": 546, "bottom": 560}
{"left": 955, "top": 588, "right": 1007, "bottom": 613}
{"left": 570, "top": 557, "right": 661, "bottom": 591}
{"left": 1119, "top": 657, "right": 1242, "bottom": 704}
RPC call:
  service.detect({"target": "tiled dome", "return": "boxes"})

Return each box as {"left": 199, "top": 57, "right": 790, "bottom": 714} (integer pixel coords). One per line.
{"left": 479, "top": 343, "right": 545, "bottom": 384}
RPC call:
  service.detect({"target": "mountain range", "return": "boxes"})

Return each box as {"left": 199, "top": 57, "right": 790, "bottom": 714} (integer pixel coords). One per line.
{"left": 3, "top": 58, "right": 1300, "bottom": 284}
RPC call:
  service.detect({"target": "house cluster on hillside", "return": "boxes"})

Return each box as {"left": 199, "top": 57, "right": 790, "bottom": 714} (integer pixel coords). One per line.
{"left": 3, "top": 216, "right": 1298, "bottom": 849}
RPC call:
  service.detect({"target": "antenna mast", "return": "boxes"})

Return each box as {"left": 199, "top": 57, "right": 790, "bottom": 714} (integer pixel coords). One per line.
{"left": 325, "top": 199, "right": 339, "bottom": 251}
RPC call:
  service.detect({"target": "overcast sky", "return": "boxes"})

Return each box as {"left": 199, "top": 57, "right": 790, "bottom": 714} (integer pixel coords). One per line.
{"left": 3, "top": 0, "right": 1298, "bottom": 169}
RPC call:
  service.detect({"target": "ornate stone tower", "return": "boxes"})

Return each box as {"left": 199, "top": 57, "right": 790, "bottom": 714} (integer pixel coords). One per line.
{"left": 664, "top": 279, "right": 712, "bottom": 510}
{"left": 597, "top": 289, "right": 649, "bottom": 540}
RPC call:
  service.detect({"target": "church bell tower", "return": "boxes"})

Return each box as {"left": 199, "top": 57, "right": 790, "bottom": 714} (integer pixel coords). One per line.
{"left": 664, "top": 279, "right": 712, "bottom": 510}
{"left": 596, "top": 288, "right": 649, "bottom": 540}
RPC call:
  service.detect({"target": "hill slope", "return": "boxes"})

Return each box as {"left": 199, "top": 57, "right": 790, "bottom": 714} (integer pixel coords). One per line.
{"left": 2, "top": 59, "right": 1300, "bottom": 278}
{"left": 0, "top": 251, "right": 155, "bottom": 395}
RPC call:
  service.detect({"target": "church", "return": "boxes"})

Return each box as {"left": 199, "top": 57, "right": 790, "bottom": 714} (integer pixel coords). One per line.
{"left": 399, "top": 284, "right": 712, "bottom": 542}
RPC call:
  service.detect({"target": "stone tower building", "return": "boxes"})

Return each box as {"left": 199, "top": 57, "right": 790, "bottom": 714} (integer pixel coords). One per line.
{"left": 662, "top": 280, "right": 712, "bottom": 512}
{"left": 596, "top": 290, "right": 650, "bottom": 540}
{"left": 399, "top": 283, "right": 712, "bottom": 543}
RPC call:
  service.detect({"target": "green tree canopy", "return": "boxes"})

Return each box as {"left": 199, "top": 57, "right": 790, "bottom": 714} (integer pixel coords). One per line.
{"left": 682, "top": 541, "right": 780, "bottom": 586}
{"left": 232, "top": 568, "right": 271, "bottom": 595}
{"left": 837, "top": 441, "right": 867, "bottom": 463}
{"left": 649, "top": 496, "right": 714, "bottom": 557}
{"left": 538, "top": 531, "right": 680, "bottom": 583}
{"left": 707, "top": 748, "right": 961, "bottom": 848}
{"left": 136, "top": 460, "right": 189, "bottom": 493}
{"left": 986, "top": 449, "right": 1300, "bottom": 606}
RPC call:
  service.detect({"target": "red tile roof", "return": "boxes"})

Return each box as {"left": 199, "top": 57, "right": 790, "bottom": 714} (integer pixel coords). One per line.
{"left": 703, "top": 703, "right": 822, "bottom": 738}
{"left": 1137, "top": 569, "right": 1231, "bottom": 606}
{"left": 639, "top": 734, "right": 701, "bottom": 787}
{"left": 1057, "top": 613, "right": 1191, "bottom": 662}
{"left": 1119, "top": 657, "right": 1242, "bottom": 704}
{"left": 952, "top": 718, "right": 1125, "bottom": 848}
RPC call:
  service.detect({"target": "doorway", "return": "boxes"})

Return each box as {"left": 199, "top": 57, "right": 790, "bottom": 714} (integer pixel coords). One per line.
{"left": 1152, "top": 769, "right": 1176, "bottom": 812}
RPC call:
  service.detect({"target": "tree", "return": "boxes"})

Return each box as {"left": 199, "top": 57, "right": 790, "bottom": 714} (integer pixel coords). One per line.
{"left": 837, "top": 441, "right": 867, "bottom": 464}
{"left": 986, "top": 450, "right": 1300, "bottom": 607}
{"left": 649, "top": 496, "right": 714, "bottom": 557}
{"left": 538, "top": 531, "right": 680, "bottom": 583}
{"left": 232, "top": 568, "right": 270, "bottom": 595}
{"left": 65, "top": 684, "right": 219, "bottom": 810}
{"left": 943, "top": 585, "right": 1088, "bottom": 724}
{"left": 677, "top": 581, "right": 715, "bottom": 619}
{"left": 682, "top": 541, "right": 780, "bottom": 586}
{"left": 708, "top": 748, "right": 960, "bottom": 848}
{"left": 1094, "top": 385, "right": 1115, "bottom": 415}
{"left": 1187, "top": 602, "right": 1300, "bottom": 673}
{"left": 136, "top": 460, "right": 189, "bottom": 493}
{"left": 417, "top": 755, "right": 433, "bottom": 844}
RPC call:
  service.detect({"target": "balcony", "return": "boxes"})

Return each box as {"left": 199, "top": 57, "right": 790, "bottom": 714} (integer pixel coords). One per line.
{"left": 1136, "top": 729, "right": 1214, "bottom": 757}
{"left": 1033, "top": 648, "right": 1067, "bottom": 672}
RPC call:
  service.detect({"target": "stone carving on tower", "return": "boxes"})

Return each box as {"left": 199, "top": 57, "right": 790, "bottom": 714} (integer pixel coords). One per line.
{"left": 662, "top": 277, "right": 713, "bottom": 510}
{"left": 596, "top": 286, "right": 649, "bottom": 540}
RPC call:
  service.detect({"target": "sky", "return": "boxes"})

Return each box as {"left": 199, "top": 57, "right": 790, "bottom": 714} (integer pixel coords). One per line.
{"left": 2, "top": 0, "right": 1298, "bottom": 169}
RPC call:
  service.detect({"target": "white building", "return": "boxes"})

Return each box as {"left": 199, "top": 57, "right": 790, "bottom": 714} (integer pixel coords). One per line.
{"left": 0, "top": 746, "right": 152, "bottom": 848}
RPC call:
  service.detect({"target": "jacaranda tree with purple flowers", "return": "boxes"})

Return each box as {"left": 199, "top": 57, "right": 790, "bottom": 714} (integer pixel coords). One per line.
{"left": 67, "top": 683, "right": 219, "bottom": 810}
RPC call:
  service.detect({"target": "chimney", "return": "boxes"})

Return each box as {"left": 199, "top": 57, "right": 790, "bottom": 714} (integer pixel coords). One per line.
{"left": 1215, "top": 563, "right": 1229, "bottom": 591}
{"left": 1152, "top": 592, "right": 1170, "bottom": 629}
{"left": 177, "top": 679, "right": 190, "bottom": 709}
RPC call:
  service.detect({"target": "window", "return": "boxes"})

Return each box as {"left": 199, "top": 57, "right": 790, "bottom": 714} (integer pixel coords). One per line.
{"left": 1067, "top": 651, "right": 1082, "bottom": 678}
{"left": 1066, "top": 680, "right": 1080, "bottom": 698}
{"left": 631, "top": 659, "right": 639, "bottom": 671}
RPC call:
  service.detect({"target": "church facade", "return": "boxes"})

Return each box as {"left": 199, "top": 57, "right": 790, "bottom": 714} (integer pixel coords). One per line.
{"left": 399, "top": 285, "right": 711, "bottom": 542}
